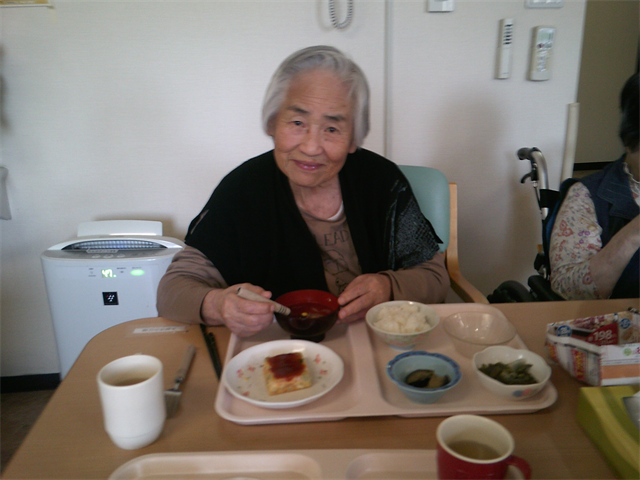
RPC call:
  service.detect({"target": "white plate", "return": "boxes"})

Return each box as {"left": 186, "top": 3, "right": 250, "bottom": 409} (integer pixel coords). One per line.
{"left": 222, "top": 339, "right": 344, "bottom": 409}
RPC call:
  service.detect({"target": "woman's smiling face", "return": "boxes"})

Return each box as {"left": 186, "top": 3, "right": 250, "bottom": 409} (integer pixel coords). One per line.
{"left": 269, "top": 69, "right": 356, "bottom": 190}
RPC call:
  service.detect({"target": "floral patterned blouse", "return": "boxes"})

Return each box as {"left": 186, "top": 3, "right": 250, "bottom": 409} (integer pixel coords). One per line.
{"left": 549, "top": 163, "right": 640, "bottom": 300}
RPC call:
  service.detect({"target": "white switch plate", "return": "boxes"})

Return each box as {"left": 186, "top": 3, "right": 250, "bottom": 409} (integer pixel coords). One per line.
{"left": 526, "top": 0, "right": 563, "bottom": 8}
{"left": 428, "top": 0, "right": 454, "bottom": 12}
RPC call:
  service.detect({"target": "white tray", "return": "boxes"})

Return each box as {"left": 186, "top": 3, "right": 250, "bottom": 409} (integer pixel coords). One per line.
{"left": 215, "top": 304, "right": 558, "bottom": 425}
{"left": 109, "top": 449, "right": 524, "bottom": 479}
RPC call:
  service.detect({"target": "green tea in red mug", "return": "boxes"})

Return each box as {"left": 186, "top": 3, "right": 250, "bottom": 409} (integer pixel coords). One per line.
{"left": 436, "top": 414, "right": 531, "bottom": 479}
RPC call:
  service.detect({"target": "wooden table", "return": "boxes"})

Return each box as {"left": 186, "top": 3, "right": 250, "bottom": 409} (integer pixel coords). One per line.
{"left": 3, "top": 298, "right": 638, "bottom": 479}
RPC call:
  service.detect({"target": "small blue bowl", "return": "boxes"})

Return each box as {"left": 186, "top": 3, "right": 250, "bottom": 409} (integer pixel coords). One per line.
{"left": 386, "top": 351, "right": 461, "bottom": 404}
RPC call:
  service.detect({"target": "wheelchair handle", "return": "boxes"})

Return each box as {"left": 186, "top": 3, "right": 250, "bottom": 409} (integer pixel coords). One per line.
{"left": 517, "top": 147, "right": 540, "bottom": 160}
{"left": 518, "top": 146, "right": 551, "bottom": 219}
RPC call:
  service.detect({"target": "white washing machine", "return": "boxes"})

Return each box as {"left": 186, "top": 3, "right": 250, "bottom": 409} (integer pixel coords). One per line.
{"left": 41, "top": 220, "right": 184, "bottom": 378}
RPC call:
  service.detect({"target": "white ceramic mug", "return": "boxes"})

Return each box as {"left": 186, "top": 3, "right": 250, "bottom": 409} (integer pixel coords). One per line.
{"left": 97, "top": 354, "right": 166, "bottom": 450}
{"left": 436, "top": 414, "right": 531, "bottom": 479}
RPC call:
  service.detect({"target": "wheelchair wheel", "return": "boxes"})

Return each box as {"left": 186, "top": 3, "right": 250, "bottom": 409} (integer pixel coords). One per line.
{"left": 488, "top": 280, "right": 535, "bottom": 303}
{"left": 527, "top": 275, "right": 565, "bottom": 301}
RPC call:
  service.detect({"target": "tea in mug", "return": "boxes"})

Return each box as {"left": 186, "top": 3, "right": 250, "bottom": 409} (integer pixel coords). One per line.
{"left": 113, "top": 377, "right": 148, "bottom": 386}
{"left": 448, "top": 440, "right": 501, "bottom": 460}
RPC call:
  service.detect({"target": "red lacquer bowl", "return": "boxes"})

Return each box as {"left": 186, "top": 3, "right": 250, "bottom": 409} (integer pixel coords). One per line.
{"left": 274, "top": 290, "right": 339, "bottom": 342}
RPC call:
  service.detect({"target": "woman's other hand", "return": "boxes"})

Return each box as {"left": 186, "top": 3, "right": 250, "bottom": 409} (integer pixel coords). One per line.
{"left": 337, "top": 273, "right": 391, "bottom": 323}
{"left": 201, "top": 284, "right": 275, "bottom": 337}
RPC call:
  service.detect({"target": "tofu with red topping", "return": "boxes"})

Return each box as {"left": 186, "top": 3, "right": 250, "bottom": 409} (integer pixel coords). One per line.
{"left": 263, "top": 352, "right": 312, "bottom": 396}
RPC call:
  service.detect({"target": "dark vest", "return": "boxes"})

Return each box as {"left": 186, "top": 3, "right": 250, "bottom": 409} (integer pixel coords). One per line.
{"left": 580, "top": 157, "right": 639, "bottom": 298}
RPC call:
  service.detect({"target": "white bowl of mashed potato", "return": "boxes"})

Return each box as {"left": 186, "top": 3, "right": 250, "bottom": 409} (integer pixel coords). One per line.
{"left": 365, "top": 301, "right": 440, "bottom": 350}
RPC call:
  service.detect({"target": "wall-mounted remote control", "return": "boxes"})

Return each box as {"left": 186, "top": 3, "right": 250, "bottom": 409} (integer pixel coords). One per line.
{"left": 495, "top": 18, "right": 514, "bottom": 79}
{"left": 528, "top": 26, "right": 555, "bottom": 81}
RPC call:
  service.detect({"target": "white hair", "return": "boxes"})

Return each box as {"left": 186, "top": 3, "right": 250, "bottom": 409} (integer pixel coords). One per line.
{"left": 262, "top": 45, "right": 370, "bottom": 148}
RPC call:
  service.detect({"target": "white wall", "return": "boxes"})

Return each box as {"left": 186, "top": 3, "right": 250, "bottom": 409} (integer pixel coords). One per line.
{"left": 0, "top": 0, "right": 586, "bottom": 377}
{"left": 390, "top": 1, "right": 586, "bottom": 301}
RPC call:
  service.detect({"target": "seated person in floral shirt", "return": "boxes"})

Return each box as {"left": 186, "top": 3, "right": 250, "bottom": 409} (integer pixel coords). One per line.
{"left": 549, "top": 73, "right": 639, "bottom": 300}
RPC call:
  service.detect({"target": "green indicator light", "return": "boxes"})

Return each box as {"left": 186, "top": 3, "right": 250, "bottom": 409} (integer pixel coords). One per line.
{"left": 130, "top": 269, "right": 145, "bottom": 276}
{"left": 101, "top": 269, "right": 115, "bottom": 278}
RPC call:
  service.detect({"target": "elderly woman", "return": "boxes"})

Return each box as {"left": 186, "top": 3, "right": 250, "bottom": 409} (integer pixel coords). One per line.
{"left": 157, "top": 46, "right": 449, "bottom": 336}
{"left": 549, "top": 72, "right": 639, "bottom": 299}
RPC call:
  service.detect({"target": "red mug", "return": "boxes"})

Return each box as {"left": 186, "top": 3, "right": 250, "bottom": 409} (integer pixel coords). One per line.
{"left": 436, "top": 414, "right": 531, "bottom": 480}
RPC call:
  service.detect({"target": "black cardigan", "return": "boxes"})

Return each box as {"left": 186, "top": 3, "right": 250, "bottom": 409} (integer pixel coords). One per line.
{"left": 185, "top": 149, "right": 440, "bottom": 298}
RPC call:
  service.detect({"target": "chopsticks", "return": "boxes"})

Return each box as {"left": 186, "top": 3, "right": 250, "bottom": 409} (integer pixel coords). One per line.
{"left": 236, "top": 287, "right": 291, "bottom": 316}
{"left": 200, "top": 324, "right": 222, "bottom": 380}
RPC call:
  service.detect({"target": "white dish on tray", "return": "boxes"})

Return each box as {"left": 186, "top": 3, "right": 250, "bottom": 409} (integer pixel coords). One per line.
{"left": 222, "top": 339, "right": 344, "bottom": 409}
{"left": 109, "top": 449, "right": 525, "bottom": 479}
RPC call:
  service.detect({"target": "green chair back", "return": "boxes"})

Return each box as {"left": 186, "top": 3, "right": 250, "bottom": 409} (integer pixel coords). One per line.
{"left": 398, "top": 165, "right": 450, "bottom": 253}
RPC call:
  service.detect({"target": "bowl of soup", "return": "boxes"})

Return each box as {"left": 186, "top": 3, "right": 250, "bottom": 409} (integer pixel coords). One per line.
{"left": 274, "top": 290, "right": 339, "bottom": 342}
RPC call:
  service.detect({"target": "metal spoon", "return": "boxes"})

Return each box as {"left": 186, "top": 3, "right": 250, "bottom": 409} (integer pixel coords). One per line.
{"left": 164, "top": 344, "right": 196, "bottom": 418}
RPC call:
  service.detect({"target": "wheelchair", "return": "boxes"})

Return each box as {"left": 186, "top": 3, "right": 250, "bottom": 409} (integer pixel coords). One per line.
{"left": 488, "top": 147, "right": 568, "bottom": 303}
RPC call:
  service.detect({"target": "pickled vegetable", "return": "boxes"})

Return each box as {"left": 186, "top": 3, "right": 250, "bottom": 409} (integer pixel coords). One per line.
{"left": 479, "top": 361, "right": 538, "bottom": 385}
{"left": 405, "top": 369, "right": 450, "bottom": 389}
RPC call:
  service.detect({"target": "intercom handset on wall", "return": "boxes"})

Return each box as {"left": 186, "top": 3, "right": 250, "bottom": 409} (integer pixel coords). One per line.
{"left": 328, "top": 0, "right": 353, "bottom": 29}
{"left": 495, "top": 18, "right": 514, "bottom": 79}
{"left": 528, "top": 26, "right": 555, "bottom": 81}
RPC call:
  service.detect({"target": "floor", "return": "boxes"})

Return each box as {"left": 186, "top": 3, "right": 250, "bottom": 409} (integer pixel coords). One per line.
{"left": 1, "top": 389, "right": 55, "bottom": 474}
